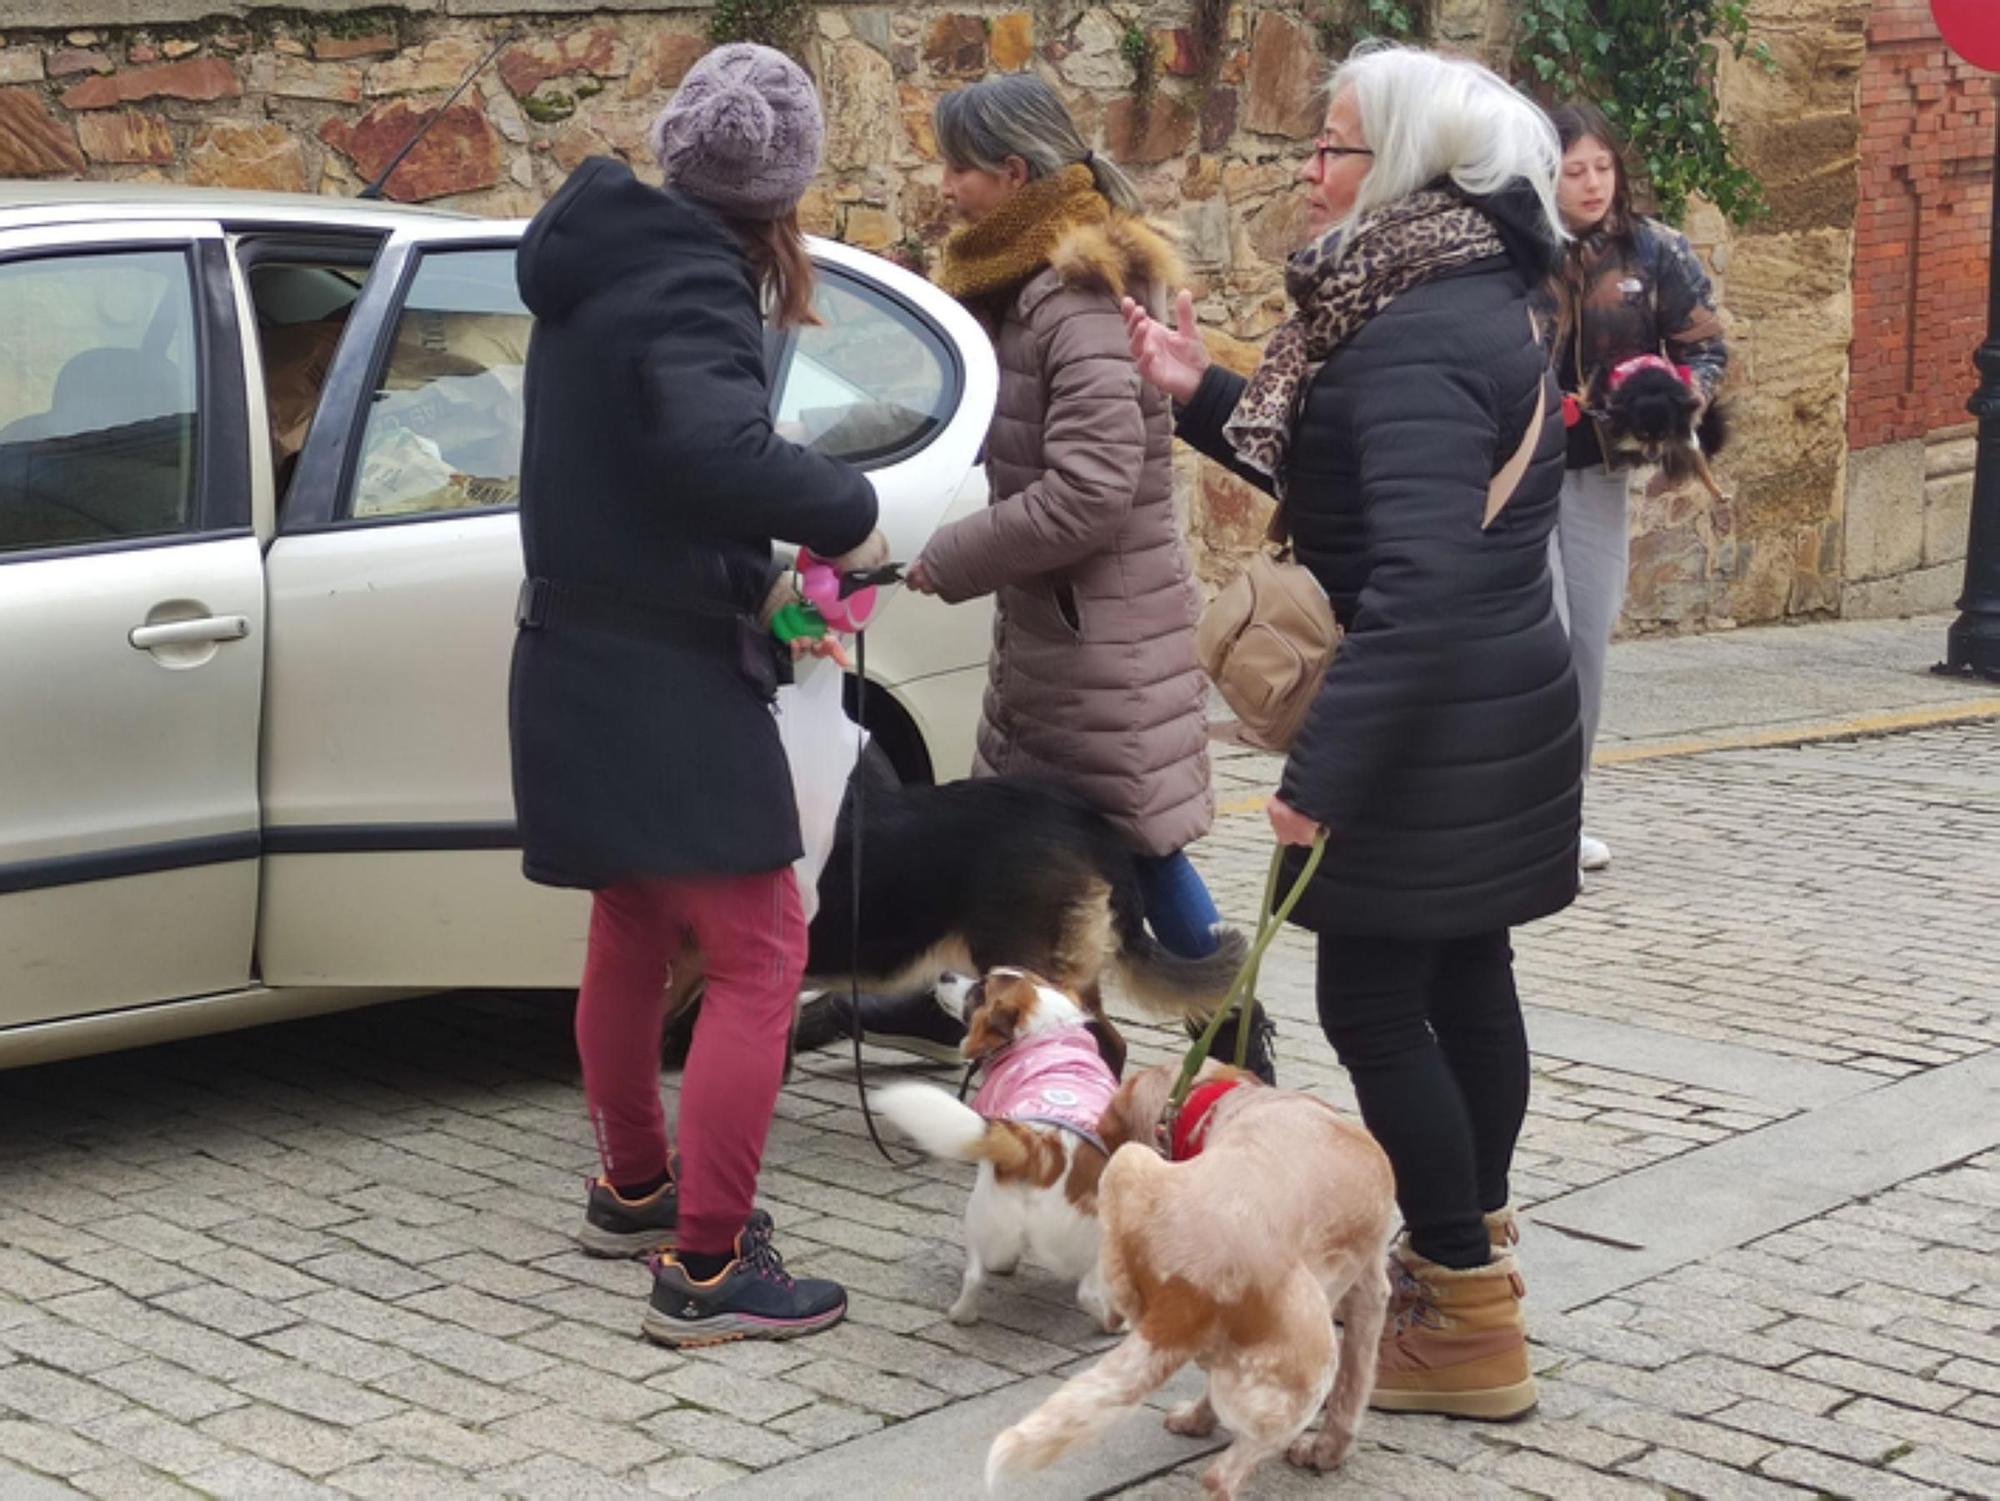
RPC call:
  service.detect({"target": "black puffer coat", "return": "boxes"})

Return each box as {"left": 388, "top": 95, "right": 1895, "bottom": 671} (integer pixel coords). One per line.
{"left": 510, "top": 158, "right": 877, "bottom": 889}
{"left": 1176, "top": 184, "right": 1581, "bottom": 938}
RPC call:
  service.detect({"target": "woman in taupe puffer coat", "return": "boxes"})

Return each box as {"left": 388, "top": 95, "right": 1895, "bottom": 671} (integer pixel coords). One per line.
{"left": 906, "top": 76, "right": 1231, "bottom": 985}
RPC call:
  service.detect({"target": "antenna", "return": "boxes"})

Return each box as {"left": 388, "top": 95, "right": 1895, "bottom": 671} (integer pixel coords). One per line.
{"left": 358, "top": 30, "right": 517, "bottom": 201}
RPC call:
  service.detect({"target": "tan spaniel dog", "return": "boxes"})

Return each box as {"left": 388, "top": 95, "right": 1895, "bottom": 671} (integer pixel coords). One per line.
{"left": 987, "top": 1059, "right": 1396, "bottom": 1500}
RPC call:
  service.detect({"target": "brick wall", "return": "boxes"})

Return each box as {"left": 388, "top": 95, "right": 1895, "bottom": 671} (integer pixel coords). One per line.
{"left": 1848, "top": 0, "right": 1998, "bottom": 451}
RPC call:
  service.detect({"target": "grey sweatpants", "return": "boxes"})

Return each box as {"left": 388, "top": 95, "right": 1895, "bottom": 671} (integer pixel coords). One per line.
{"left": 1548, "top": 465, "right": 1633, "bottom": 770}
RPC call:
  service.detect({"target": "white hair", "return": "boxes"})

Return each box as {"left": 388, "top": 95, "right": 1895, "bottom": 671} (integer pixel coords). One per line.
{"left": 1324, "top": 43, "right": 1563, "bottom": 251}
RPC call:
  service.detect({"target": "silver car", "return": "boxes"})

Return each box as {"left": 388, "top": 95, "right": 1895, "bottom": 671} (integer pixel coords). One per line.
{"left": 0, "top": 181, "right": 998, "bottom": 1067}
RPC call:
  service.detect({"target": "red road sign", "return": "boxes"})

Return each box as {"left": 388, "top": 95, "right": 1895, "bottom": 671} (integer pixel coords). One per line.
{"left": 1934, "top": 0, "right": 2000, "bottom": 71}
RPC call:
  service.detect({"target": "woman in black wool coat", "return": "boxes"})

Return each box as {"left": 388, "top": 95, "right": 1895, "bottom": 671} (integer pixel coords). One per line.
{"left": 1125, "top": 44, "right": 1580, "bottom": 1423}
{"left": 509, "top": 43, "right": 886, "bottom": 1348}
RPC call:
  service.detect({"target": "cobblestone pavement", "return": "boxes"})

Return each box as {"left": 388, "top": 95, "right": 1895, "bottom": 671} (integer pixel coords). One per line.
{"left": 0, "top": 723, "right": 1995, "bottom": 1499}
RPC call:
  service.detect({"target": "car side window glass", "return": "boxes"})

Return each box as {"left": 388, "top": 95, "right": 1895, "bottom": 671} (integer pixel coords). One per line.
{"left": 348, "top": 248, "right": 530, "bottom": 520}
{"left": 0, "top": 248, "right": 198, "bottom": 555}
{"left": 773, "top": 272, "right": 952, "bottom": 465}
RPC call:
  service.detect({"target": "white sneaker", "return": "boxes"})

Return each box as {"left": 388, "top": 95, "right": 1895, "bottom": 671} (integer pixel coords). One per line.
{"left": 1579, "top": 834, "right": 1611, "bottom": 871}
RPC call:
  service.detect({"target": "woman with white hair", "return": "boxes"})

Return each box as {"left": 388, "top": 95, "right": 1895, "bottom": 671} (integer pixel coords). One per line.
{"left": 1126, "top": 44, "right": 1581, "bottom": 1422}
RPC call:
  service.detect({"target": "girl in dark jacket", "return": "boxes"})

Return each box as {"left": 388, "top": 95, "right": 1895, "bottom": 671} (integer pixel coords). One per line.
{"left": 1542, "top": 102, "right": 1729, "bottom": 875}
{"left": 1125, "top": 44, "right": 1579, "bottom": 1421}
{"left": 510, "top": 44, "right": 886, "bottom": 1347}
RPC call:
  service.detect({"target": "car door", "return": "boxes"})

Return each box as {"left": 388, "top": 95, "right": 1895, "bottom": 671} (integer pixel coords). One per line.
{"left": 254, "top": 223, "right": 994, "bottom": 990}
{"left": 256, "top": 223, "right": 992, "bottom": 992}
{"left": 0, "top": 222, "right": 263, "bottom": 1029}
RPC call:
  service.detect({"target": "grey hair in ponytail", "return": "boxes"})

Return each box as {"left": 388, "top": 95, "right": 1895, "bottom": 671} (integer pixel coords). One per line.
{"left": 934, "top": 74, "right": 1141, "bottom": 213}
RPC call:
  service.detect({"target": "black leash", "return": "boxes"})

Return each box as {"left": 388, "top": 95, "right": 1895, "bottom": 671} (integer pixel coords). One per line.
{"left": 839, "top": 580, "right": 926, "bottom": 1168}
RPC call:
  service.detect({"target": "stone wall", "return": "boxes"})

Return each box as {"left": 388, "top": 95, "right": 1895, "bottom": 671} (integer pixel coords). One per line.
{"left": 0, "top": 1, "right": 1895, "bottom": 633}
{"left": 1839, "top": 0, "right": 1994, "bottom": 621}
{"left": 1625, "top": 0, "right": 1871, "bottom": 630}
{"left": 1843, "top": 423, "right": 1976, "bottom": 617}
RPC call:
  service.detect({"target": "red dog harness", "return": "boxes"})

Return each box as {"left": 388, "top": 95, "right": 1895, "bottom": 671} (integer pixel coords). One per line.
{"left": 1168, "top": 1077, "right": 1249, "bottom": 1161}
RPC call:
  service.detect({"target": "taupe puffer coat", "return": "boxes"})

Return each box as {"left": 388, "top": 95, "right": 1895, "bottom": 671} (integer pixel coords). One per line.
{"left": 916, "top": 215, "right": 1211, "bottom": 858}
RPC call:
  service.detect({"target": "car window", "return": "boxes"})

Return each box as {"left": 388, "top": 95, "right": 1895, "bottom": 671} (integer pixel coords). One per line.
{"left": 774, "top": 272, "right": 953, "bottom": 465}
{"left": 0, "top": 248, "right": 198, "bottom": 555}
{"left": 348, "top": 248, "right": 529, "bottom": 520}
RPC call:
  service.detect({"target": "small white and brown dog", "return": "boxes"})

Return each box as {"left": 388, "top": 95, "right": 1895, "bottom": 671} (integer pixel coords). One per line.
{"left": 872, "top": 968, "right": 1124, "bottom": 1332}
{"left": 987, "top": 1058, "right": 1397, "bottom": 1501}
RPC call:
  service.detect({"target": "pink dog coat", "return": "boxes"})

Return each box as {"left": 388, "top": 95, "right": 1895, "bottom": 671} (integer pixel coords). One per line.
{"left": 970, "top": 1026, "right": 1117, "bottom": 1151}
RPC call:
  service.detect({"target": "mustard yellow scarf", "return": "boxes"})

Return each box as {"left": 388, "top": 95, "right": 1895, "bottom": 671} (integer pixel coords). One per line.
{"left": 937, "top": 165, "right": 1109, "bottom": 300}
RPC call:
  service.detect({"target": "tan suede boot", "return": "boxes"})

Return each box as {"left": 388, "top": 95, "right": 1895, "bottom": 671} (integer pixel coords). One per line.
{"left": 1370, "top": 1245, "right": 1538, "bottom": 1421}
{"left": 1385, "top": 1208, "right": 1521, "bottom": 1319}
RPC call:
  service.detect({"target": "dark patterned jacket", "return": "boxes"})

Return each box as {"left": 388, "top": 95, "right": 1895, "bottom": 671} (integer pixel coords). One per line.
{"left": 1536, "top": 217, "right": 1729, "bottom": 471}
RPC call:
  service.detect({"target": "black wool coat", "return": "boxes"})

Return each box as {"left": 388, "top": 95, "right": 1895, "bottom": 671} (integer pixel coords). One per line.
{"left": 1176, "top": 184, "right": 1582, "bottom": 939}
{"left": 509, "top": 158, "right": 877, "bottom": 889}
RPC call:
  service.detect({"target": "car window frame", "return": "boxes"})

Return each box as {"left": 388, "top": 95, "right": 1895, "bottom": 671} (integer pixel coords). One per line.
{"left": 284, "top": 230, "right": 968, "bottom": 535}
{"left": 283, "top": 231, "right": 524, "bottom": 534}
{"left": 0, "top": 226, "right": 250, "bottom": 566}
{"left": 766, "top": 263, "right": 965, "bottom": 470}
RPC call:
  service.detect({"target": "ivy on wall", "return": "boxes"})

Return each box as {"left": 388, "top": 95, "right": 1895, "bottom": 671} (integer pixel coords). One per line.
{"left": 1316, "top": 0, "right": 1434, "bottom": 55}
{"left": 1515, "top": 0, "right": 1771, "bottom": 224}
{"left": 1120, "top": 19, "right": 1160, "bottom": 102}
{"left": 707, "top": 0, "right": 813, "bottom": 59}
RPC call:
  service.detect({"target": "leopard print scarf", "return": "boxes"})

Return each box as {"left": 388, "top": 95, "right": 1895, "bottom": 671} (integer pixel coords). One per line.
{"left": 1224, "top": 190, "right": 1506, "bottom": 492}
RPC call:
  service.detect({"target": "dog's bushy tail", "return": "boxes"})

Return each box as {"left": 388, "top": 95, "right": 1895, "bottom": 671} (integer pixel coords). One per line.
{"left": 871, "top": 1084, "right": 1035, "bottom": 1173}
{"left": 986, "top": 1332, "right": 1183, "bottom": 1490}
{"left": 1698, "top": 399, "right": 1729, "bottom": 456}
{"left": 1112, "top": 924, "right": 1249, "bottom": 1021}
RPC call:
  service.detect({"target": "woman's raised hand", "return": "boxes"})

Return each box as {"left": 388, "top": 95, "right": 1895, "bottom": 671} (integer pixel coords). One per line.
{"left": 1121, "top": 288, "right": 1210, "bottom": 405}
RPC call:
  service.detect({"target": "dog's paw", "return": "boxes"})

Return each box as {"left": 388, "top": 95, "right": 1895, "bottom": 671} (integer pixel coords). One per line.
{"left": 1284, "top": 1431, "right": 1351, "bottom": 1472}
{"left": 1165, "top": 1399, "right": 1217, "bottom": 1438}
{"left": 1077, "top": 1287, "right": 1122, "bottom": 1334}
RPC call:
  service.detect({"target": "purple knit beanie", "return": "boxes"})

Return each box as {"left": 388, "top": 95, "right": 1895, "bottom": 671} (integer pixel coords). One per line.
{"left": 649, "top": 43, "right": 824, "bottom": 221}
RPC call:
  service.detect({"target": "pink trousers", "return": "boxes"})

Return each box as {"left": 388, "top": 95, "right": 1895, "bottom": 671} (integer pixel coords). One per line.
{"left": 575, "top": 868, "right": 806, "bottom": 1255}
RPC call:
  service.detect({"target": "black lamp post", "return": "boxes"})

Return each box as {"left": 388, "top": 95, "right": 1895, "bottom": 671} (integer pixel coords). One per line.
{"left": 1936, "top": 4, "right": 2000, "bottom": 679}
{"left": 1939, "top": 102, "right": 2000, "bottom": 679}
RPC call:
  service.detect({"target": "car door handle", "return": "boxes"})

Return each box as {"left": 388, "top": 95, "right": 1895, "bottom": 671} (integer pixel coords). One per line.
{"left": 128, "top": 615, "right": 251, "bottom": 650}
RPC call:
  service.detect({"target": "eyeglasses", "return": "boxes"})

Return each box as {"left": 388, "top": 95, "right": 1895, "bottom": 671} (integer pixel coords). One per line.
{"left": 1311, "top": 139, "right": 1374, "bottom": 170}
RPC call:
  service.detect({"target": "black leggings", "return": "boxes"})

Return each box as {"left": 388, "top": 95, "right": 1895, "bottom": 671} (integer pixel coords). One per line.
{"left": 1315, "top": 929, "right": 1529, "bottom": 1270}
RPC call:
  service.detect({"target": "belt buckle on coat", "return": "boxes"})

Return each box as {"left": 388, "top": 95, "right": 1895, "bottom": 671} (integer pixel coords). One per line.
{"left": 515, "top": 577, "right": 551, "bottom": 629}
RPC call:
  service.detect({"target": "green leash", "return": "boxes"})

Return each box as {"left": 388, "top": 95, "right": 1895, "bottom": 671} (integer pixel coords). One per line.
{"left": 1165, "top": 832, "right": 1328, "bottom": 1118}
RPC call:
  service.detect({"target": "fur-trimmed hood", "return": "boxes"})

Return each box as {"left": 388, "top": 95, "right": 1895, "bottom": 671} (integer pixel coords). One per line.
{"left": 1045, "top": 211, "right": 1184, "bottom": 302}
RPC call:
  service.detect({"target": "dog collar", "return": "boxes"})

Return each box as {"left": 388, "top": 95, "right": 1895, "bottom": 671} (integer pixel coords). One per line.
{"left": 1561, "top": 392, "right": 1583, "bottom": 429}
{"left": 1168, "top": 1078, "right": 1247, "bottom": 1162}
{"left": 1608, "top": 353, "right": 1694, "bottom": 392}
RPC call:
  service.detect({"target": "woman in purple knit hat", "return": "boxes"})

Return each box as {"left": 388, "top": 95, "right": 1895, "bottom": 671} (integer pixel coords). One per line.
{"left": 510, "top": 43, "right": 887, "bottom": 1347}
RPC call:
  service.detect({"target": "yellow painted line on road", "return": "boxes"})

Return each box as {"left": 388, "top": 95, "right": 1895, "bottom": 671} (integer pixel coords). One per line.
{"left": 1212, "top": 696, "right": 2000, "bottom": 818}
{"left": 1593, "top": 697, "right": 2000, "bottom": 766}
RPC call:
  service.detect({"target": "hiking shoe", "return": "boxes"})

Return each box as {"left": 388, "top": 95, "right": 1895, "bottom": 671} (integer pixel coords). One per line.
{"left": 815, "top": 985, "right": 968, "bottom": 1063}
{"left": 1186, "top": 1000, "right": 1278, "bottom": 1086}
{"left": 642, "top": 1211, "right": 846, "bottom": 1348}
{"left": 576, "top": 1174, "right": 679, "bottom": 1259}
{"left": 790, "top": 989, "right": 846, "bottom": 1055}
{"left": 1579, "top": 833, "right": 1611, "bottom": 871}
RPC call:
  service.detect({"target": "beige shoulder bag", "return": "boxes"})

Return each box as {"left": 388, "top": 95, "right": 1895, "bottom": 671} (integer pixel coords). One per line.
{"left": 1197, "top": 372, "right": 1547, "bottom": 753}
